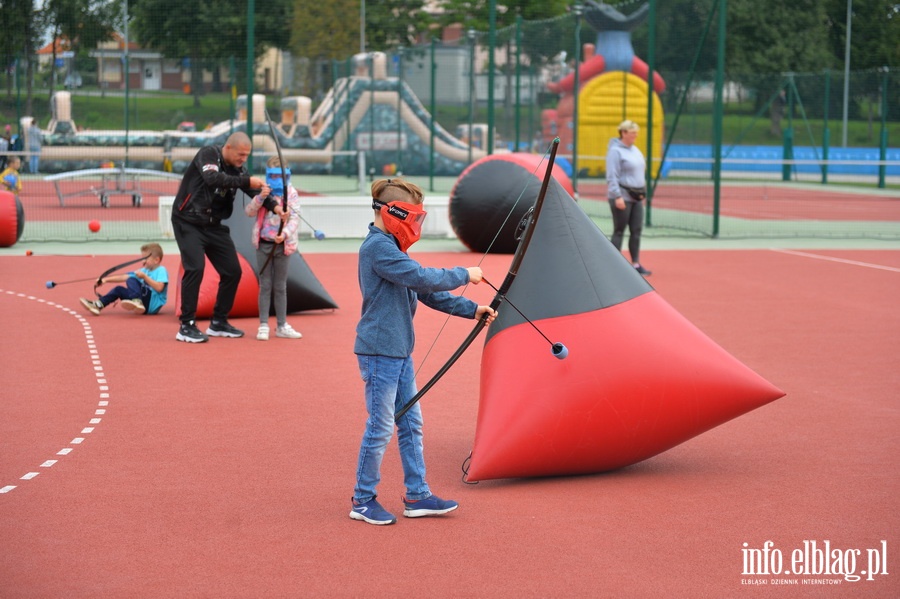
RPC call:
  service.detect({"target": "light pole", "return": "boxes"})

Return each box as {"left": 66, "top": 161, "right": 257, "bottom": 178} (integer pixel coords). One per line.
{"left": 247, "top": 0, "right": 255, "bottom": 172}
{"left": 841, "top": 0, "right": 852, "bottom": 147}
{"left": 468, "top": 27, "right": 475, "bottom": 165}
{"left": 572, "top": 2, "right": 582, "bottom": 197}
{"left": 397, "top": 45, "right": 403, "bottom": 173}
{"left": 487, "top": 0, "right": 496, "bottom": 155}
{"left": 124, "top": 0, "right": 130, "bottom": 167}
{"left": 360, "top": 1, "right": 366, "bottom": 53}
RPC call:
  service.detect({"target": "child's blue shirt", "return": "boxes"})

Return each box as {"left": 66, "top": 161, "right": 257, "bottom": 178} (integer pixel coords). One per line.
{"left": 137, "top": 265, "right": 169, "bottom": 314}
{"left": 355, "top": 224, "right": 477, "bottom": 358}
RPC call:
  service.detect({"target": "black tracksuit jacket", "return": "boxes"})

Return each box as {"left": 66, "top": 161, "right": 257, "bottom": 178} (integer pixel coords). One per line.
{"left": 172, "top": 144, "right": 275, "bottom": 226}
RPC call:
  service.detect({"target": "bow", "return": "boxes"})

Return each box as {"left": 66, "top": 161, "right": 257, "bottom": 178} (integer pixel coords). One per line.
{"left": 93, "top": 254, "right": 151, "bottom": 297}
{"left": 396, "top": 138, "right": 561, "bottom": 419}
{"left": 259, "top": 109, "right": 289, "bottom": 275}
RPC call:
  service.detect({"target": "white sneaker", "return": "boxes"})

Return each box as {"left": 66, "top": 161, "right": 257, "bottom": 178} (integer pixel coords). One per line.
{"left": 276, "top": 323, "right": 302, "bottom": 339}
{"left": 256, "top": 324, "right": 270, "bottom": 341}
{"left": 121, "top": 298, "right": 146, "bottom": 314}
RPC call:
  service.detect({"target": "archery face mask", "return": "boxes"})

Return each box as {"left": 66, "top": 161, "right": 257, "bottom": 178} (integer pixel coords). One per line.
{"left": 372, "top": 198, "right": 427, "bottom": 252}
{"left": 266, "top": 167, "right": 291, "bottom": 198}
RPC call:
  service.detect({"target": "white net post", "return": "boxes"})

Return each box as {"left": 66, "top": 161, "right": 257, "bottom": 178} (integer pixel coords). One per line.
{"left": 357, "top": 151, "right": 367, "bottom": 195}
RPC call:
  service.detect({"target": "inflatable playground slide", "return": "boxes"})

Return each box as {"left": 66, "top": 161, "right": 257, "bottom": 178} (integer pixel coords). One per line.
{"left": 30, "top": 53, "right": 485, "bottom": 178}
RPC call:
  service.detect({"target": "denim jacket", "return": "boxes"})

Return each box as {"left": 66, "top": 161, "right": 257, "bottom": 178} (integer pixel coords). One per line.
{"left": 354, "top": 224, "right": 477, "bottom": 358}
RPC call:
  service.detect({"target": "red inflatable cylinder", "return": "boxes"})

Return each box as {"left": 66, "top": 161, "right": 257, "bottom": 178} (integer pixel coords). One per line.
{"left": 0, "top": 190, "right": 24, "bottom": 247}
{"left": 175, "top": 254, "right": 260, "bottom": 319}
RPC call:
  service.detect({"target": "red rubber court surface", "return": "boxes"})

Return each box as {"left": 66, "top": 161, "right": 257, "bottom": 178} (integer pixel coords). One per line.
{"left": 1, "top": 248, "right": 897, "bottom": 598}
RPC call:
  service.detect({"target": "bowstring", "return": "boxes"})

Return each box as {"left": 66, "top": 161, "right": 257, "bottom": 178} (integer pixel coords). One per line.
{"left": 412, "top": 142, "right": 556, "bottom": 381}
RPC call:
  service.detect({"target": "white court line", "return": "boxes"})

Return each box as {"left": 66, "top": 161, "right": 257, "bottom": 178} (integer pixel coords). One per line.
{"left": 0, "top": 290, "right": 115, "bottom": 496}
{"left": 770, "top": 249, "right": 900, "bottom": 273}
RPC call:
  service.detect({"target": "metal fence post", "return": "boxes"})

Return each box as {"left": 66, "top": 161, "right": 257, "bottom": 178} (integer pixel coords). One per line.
{"left": 878, "top": 67, "right": 889, "bottom": 189}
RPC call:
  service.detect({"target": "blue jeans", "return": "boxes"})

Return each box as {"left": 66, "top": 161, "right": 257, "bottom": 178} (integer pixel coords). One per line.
{"left": 353, "top": 354, "right": 430, "bottom": 503}
{"left": 99, "top": 277, "right": 151, "bottom": 312}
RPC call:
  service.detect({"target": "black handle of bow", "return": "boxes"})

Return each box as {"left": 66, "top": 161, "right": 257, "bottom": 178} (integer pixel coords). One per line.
{"left": 395, "top": 138, "right": 561, "bottom": 419}
{"left": 93, "top": 254, "right": 151, "bottom": 297}
{"left": 260, "top": 109, "right": 289, "bottom": 275}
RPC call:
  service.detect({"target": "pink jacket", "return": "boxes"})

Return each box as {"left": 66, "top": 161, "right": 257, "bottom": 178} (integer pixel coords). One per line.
{"left": 245, "top": 186, "right": 303, "bottom": 256}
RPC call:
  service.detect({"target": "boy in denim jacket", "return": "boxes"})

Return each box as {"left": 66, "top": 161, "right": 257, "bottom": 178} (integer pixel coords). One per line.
{"left": 350, "top": 178, "right": 496, "bottom": 525}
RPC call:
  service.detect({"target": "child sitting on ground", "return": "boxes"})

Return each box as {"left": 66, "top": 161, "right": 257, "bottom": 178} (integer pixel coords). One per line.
{"left": 79, "top": 243, "right": 168, "bottom": 316}
{"left": 0, "top": 156, "right": 22, "bottom": 196}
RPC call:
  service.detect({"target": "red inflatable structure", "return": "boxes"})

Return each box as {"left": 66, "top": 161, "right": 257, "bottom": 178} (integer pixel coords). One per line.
{"left": 175, "top": 254, "right": 260, "bottom": 319}
{"left": 172, "top": 207, "right": 339, "bottom": 320}
{"left": 466, "top": 179, "right": 785, "bottom": 481}
{"left": 0, "top": 190, "right": 24, "bottom": 247}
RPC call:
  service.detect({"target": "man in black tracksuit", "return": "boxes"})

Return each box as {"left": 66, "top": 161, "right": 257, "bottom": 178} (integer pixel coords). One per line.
{"left": 171, "top": 131, "right": 280, "bottom": 343}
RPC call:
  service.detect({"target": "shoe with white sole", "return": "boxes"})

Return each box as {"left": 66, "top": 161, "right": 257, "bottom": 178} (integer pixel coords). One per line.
{"left": 350, "top": 498, "right": 396, "bottom": 526}
{"left": 403, "top": 494, "right": 458, "bottom": 518}
{"left": 79, "top": 297, "right": 102, "bottom": 316}
{"left": 206, "top": 320, "right": 244, "bottom": 338}
{"left": 257, "top": 324, "right": 269, "bottom": 341}
{"left": 276, "top": 323, "right": 302, "bottom": 339}
{"left": 120, "top": 298, "right": 146, "bottom": 314}
{"left": 176, "top": 320, "right": 208, "bottom": 343}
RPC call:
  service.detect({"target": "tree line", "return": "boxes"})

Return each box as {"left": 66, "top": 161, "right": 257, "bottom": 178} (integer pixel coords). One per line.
{"left": 1, "top": 0, "right": 897, "bottom": 117}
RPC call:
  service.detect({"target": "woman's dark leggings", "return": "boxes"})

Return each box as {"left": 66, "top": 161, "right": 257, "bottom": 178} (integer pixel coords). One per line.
{"left": 608, "top": 199, "right": 644, "bottom": 264}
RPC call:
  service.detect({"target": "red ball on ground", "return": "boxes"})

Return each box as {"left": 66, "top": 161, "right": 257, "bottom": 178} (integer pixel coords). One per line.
{"left": 25, "top": 250, "right": 32, "bottom": 256}
{"left": 89, "top": 220, "right": 101, "bottom": 233}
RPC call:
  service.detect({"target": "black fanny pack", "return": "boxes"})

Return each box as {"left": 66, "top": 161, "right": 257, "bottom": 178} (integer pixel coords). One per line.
{"left": 620, "top": 185, "right": 646, "bottom": 202}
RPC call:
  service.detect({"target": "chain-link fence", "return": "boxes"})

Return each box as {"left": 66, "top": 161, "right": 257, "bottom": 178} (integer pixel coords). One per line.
{"left": 1, "top": 4, "right": 897, "bottom": 243}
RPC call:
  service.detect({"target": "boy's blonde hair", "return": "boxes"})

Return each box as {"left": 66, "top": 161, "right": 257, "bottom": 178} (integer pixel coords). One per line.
{"left": 371, "top": 178, "right": 424, "bottom": 206}
{"left": 141, "top": 242, "right": 164, "bottom": 259}
{"left": 6, "top": 156, "right": 20, "bottom": 169}
{"left": 267, "top": 156, "right": 283, "bottom": 168}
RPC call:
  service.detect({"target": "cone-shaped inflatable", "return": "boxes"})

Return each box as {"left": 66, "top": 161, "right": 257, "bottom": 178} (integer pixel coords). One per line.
{"left": 466, "top": 179, "right": 784, "bottom": 481}
{"left": 223, "top": 205, "right": 337, "bottom": 313}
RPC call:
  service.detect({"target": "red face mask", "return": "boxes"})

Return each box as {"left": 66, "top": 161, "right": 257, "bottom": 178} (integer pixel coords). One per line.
{"left": 373, "top": 198, "right": 427, "bottom": 252}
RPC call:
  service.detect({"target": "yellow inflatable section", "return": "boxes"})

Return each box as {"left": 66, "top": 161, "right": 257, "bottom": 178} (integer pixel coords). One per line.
{"left": 577, "top": 71, "right": 664, "bottom": 178}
